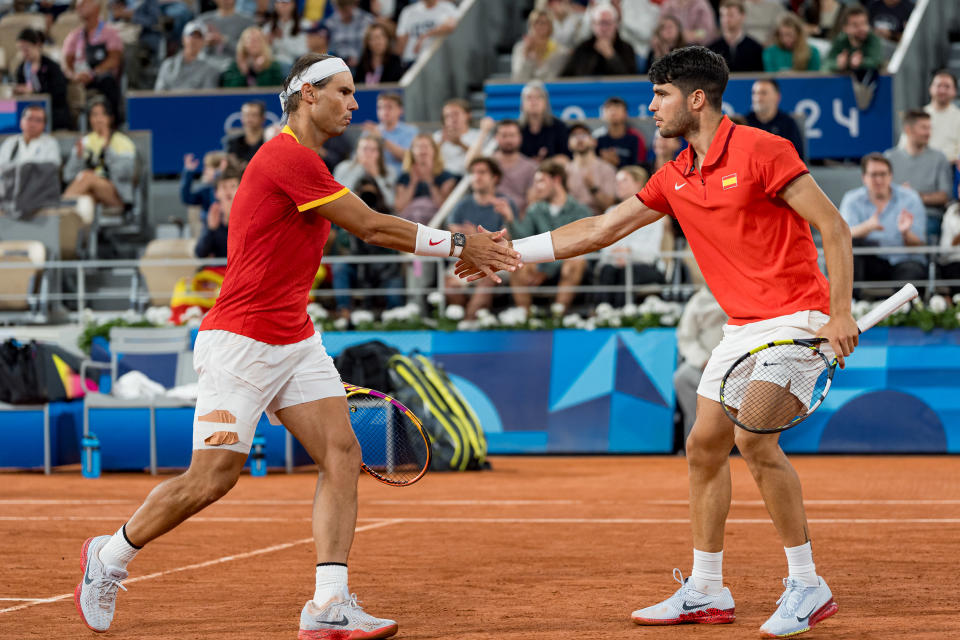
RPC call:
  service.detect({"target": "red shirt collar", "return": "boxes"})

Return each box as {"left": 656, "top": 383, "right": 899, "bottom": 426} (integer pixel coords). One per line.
{"left": 678, "top": 115, "right": 736, "bottom": 174}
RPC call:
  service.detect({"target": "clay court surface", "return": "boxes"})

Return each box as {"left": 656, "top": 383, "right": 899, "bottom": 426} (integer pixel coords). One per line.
{"left": 1, "top": 455, "right": 958, "bottom": 639}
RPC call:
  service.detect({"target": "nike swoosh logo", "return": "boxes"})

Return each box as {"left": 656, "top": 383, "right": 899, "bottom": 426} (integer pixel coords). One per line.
{"left": 83, "top": 556, "right": 95, "bottom": 585}
{"left": 762, "top": 362, "right": 779, "bottom": 367}
{"left": 796, "top": 603, "right": 818, "bottom": 623}
{"left": 681, "top": 600, "right": 712, "bottom": 611}
{"left": 428, "top": 239, "right": 444, "bottom": 246}
{"left": 317, "top": 615, "right": 350, "bottom": 627}
{"left": 674, "top": 182, "right": 686, "bottom": 191}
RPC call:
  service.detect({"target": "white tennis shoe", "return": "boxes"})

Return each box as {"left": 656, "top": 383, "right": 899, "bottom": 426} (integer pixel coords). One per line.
{"left": 298, "top": 593, "right": 398, "bottom": 639}
{"left": 631, "top": 568, "right": 736, "bottom": 625}
{"left": 74, "top": 535, "right": 128, "bottom": 633}
{"left": 759, "top": 576, "right": 838, "bottom": 638}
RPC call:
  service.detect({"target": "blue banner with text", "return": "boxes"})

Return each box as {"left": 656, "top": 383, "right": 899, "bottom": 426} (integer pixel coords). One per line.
{"left": 485, "top": 74, "right": 893, "bottom": 160}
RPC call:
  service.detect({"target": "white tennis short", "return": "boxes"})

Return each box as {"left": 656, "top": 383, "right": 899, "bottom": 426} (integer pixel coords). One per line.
{"left": 191, "top": 329, "right": 345, "bottom": 454}
{"left": 697, "top": 310, "right": 832, "bottom": 403}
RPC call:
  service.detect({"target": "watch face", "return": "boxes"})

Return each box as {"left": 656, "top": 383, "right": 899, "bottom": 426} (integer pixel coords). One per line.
{"left": 453, "top": 232, "right": 466, "bottom": 246}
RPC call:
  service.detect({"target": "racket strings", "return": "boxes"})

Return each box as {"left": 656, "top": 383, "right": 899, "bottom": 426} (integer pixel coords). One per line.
{"left": 723, "top": 344, "right": 830, "bottom": 433}
{"left": 348, "top": 396, "right": 429, "bottom": 484}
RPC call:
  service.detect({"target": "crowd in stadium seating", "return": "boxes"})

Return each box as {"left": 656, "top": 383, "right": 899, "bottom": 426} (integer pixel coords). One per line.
{"left": 3, "top": 0, "right": 960, "bottom": 323}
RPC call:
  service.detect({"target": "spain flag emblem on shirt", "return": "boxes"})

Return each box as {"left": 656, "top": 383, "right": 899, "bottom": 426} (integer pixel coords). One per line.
{"left": 721, "top": 174, "right": 738, "bottom": 190}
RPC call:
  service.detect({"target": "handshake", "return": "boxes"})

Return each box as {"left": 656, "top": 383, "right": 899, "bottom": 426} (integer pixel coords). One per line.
{"left": 454, "top": 225, "right": 521, "bottom": 284}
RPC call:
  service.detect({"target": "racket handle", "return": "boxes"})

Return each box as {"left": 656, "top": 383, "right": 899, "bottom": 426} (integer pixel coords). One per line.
{"left": 855, "top": 283, "right": 918, "bottom": 333}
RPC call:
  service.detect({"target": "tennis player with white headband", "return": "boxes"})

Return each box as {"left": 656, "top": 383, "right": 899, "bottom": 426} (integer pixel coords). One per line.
{"left": 73, "top": 53, "right": 520, "bottom": 640}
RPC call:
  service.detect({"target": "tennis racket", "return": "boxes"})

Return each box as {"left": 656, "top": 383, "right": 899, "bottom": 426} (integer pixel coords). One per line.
{"left": 719, "top": 283, "right": 918, "bottom": 434}
{"left": 343, "top": 383, "right": 431, "bottom": 486}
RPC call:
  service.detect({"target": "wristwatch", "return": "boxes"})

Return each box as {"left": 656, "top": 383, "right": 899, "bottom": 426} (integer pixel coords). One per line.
{"left": 451, "top": 232, "right": 466, "bottom": 258}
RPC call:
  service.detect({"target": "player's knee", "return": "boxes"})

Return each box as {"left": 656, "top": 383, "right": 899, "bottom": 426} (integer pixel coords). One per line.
{"left": 685, "top": 430, "right": 727, "bottom": 469}
{"left": 321, "top": 435, "right": 362, "bottom": 472}
{"left": 734, "top": 430, "right": 777, "bottom": 465}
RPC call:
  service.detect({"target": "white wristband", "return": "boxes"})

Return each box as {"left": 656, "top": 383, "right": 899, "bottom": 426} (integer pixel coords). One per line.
{"left": 414, "top": 224, "right": 451, "bottom": 257}
{"left": 513, "top": 232, "right": 555, "bottom": 263}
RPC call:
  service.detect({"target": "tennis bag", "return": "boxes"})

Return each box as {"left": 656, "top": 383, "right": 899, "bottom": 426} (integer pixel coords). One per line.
{"left": 387, "top": 353, "right": 488, "bottom": 472}
{"left": 334, "top": 340, "right": 400, "bottom": 395}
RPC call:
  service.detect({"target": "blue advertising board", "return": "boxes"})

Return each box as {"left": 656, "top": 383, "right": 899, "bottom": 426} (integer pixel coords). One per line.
{"left": 485, "top": 74, "right": 893, "bottom": 160}
{"left": 127, "top": 86, "right": 396, "bottom": 175}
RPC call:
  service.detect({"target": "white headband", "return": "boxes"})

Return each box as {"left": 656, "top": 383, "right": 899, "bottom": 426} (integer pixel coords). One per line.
{"left": 278, "top": 57, "right": 350, "bottom": 111}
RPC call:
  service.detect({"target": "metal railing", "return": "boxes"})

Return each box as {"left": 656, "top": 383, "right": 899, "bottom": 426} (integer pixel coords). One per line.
{"left": 0, "top": 245, "right": 957, "bottom": 323}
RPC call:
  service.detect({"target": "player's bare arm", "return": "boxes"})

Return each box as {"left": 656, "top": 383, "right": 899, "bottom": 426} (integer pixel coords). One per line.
{"left": 779, "top": 173, "right": 858, "bottom": 367}
{"left": 454, "top": 195, "right": 665, "bottom": 281}
{"left": 320, "top": 191, "right": 521, "bottom": 283}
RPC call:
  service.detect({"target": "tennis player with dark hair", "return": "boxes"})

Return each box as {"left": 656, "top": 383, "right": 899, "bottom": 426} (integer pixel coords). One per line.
{"left": 458, "top": 46, "right": 857, "bottom": 638}
{"left": 75, "top": 53, "right": 520, "bottom": 639}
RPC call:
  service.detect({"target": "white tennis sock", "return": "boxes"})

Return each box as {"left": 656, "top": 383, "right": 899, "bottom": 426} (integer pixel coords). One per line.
{"left": 98, "top": 524, "right": 141, "bottom": 570}
{"left": 691, "top": 549, "right": 724, "bottom": 595}
{"left": 785, "top": 541, "right": 819, "bottom": 587}
{"left": 313, "top": 563, "right": 349, "bottom": 606}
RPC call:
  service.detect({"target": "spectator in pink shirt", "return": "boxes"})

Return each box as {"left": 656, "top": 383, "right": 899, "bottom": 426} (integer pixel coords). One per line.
{"left": 660, "top": 0, "right": 718, "bottom": 45}
{"left": 62, "top": 0, "right": 125, "bottom": 122}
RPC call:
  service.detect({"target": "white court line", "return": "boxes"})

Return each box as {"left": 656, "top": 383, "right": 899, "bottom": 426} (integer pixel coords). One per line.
{"left": 0, "top": 520, "right": 400, "bottom": 616}
{"left": 0, "top": 598, "right": 45, "bottom": 602}
{"left": 6, "top": 498, "right": 960, "bottom": 506}
{"left": 647, "top": 499, "right": 960, "bottom": 506}
{"left": 369, "top": 499, "right": 583, "bottom": 506}
{"left": 4, "top": 515, "right": 960, "bottom": 525}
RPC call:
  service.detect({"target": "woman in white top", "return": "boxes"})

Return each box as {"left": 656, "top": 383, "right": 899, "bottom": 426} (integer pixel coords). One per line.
{"left": 333, "top": 134, "right": 398, "bottom": 208}
{"left": 263, "top": 0, "right": 308, "bottom": 69}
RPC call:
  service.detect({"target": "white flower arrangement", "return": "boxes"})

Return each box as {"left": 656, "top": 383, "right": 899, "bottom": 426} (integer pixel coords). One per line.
{"left": 426, "top": 291, "right": 445, "bottom": 306}
{"left": 928, "top": 295, "right": 948, "bottom": 314}
{"left": 444, "top": 304, "right": 465, "bottom": 321}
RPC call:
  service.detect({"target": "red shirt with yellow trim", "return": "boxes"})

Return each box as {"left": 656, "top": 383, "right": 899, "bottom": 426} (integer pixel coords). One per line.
{"left": 637, "top": 116, "right": 829, "bottom": 325}
{"left": 201, "top": 126, "right": 349, "bottom": 344}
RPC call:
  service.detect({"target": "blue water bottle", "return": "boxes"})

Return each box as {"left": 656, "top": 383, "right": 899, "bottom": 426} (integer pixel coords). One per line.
{"left": 82, "top": 433, "right": 101, "bottom": 479}
{"left": 250, "top": 433, "right": 267, "bottom": 477}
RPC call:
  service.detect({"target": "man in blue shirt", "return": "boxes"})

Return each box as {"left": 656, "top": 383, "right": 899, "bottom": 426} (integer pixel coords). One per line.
{"left": 745, "top": 78, "right": 804, "bottom": 159}
{"left": 363, "top": 92, "right": 418, "bottom": 175}
{"left": 838, "top": 153, "right": 927, "bottom": 290}
{"left": 444, "top": 157, "right": 516, "bottom": 318}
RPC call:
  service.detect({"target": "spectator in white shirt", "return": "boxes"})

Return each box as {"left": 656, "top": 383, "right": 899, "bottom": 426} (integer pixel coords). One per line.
{"left": 924, "top": 70, "right": 960, "bottom": 170}
{"left": 432, "top": 98, "right": 480, "bottom": 176}
{"left": 0, "top": 106, "right": 62, "bottom": 169}
{"left": 395, "top": 0, "right": 459, "bottom": 66}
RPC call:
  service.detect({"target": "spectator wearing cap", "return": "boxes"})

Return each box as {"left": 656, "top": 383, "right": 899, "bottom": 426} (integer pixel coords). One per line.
{"left": 826, "top": 5, "right": 884, "bottom": 75}
{"left": 155, "top": 21, "right": 221, "bottom": 90}
{"left": 13, "top": 29, "right": 72, "bottom": 131}
{"left": 519, "top": 81, "right": 569, "bottom": 160}
{"left": 317, "top": 0, "right": 376, "bottom": 68}
{"left": 560, "top": 3, "right": 637, "bottom": 77}
{"left": 594, "top": 96, "right": 648, "bottom": 170}
{"left": 886, "top": 109, "right": 953, "bottom": 235}
{"left": 224, "top": 100, "right": 267, "bottom": 167}
{"left": 660, "top": 0, "right": 717, "bottom": 45}
{"left": 708, "top": 0, "right": 764, "bottom": 72}
{"left": 196, "top": 0, "right": 257, "bottom": 69}
{"left": 511, "top": 8, "right": 570, "bottom": 83}
{"left": 565, "top": 122, "right": 617, "bottom": 216}
{"left": 839, "top": 153, "right": 927, "bottom": 287}
{"left": 443, "top": 157, "right": 515, "bottom": 319}
{"left": 222, "top": 26, "right": 286, "bottom": 86}
{"left": 263, "top": 0, "right": 309, "bottom": 68}
{"left": 305, "top": 20, "right": 330, "bottom": 55}
{"left": 867, "top": 0, "right": 914, "bottom": 42}
{"left": 354, "top": 22, "right": 404, "bottom": 84}
{"left": 396, "top": 0, "right": 459, "bottom": 67}
{"left": 62, "top": 0, "right": 125, "bottom": 122}
{"left": 746, "top": 78, "right": 804, "bottom": 158}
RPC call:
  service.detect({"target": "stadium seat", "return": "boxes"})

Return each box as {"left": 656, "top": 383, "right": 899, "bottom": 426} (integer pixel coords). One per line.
{"left": 137, "top": 238, "right": 197, "bottom": 308}
{"left": 0, "top": 240, "right": 48, "bottom": 317}
{"left": 81, "top": 326, "right": 195, "bottom": 475}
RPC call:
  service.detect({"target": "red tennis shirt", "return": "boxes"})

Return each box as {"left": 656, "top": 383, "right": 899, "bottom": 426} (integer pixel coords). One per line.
{"left": 637, "top": 116, "right": 830, "bottom": 325}
{"left": 200, "top": 125, "right": 349, "bottom": 344}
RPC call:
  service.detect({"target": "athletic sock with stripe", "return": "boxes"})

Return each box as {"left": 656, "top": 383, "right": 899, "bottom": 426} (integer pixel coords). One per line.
{"left": 313, "top": 562, "right": 349, "bottom": 606}
{"left": 98, "top": 524, "right": 141, "bottom": 570}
